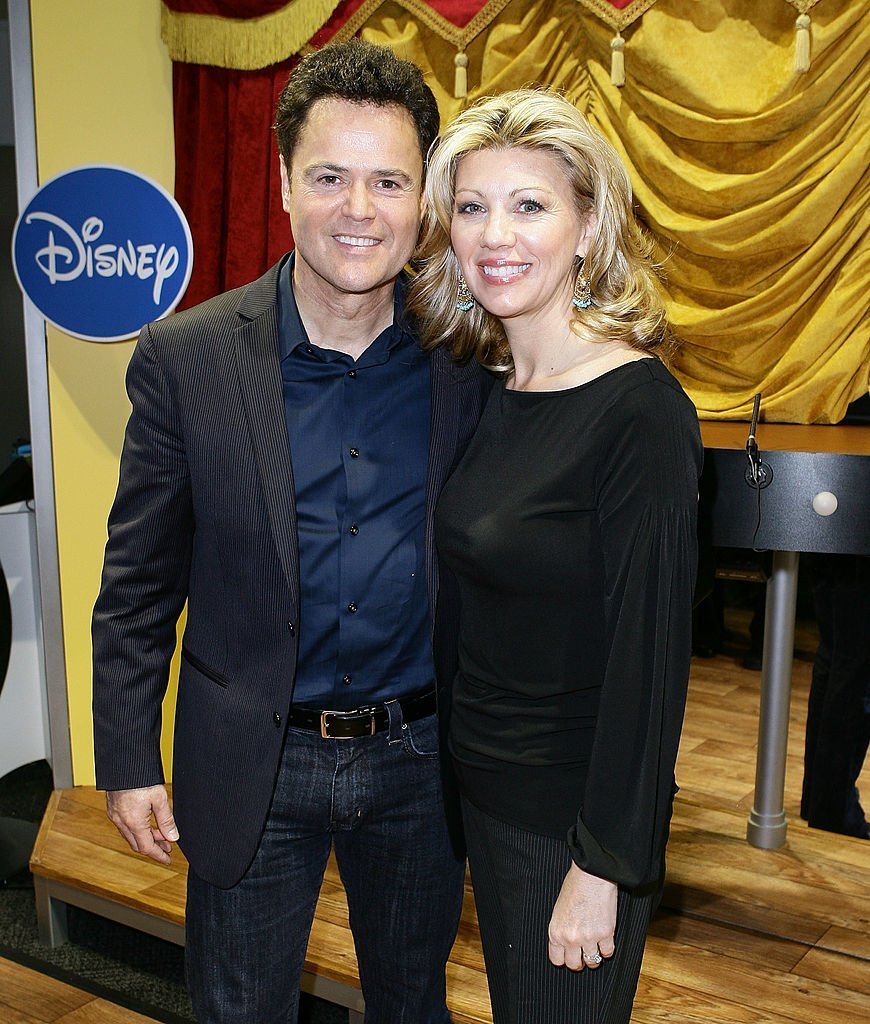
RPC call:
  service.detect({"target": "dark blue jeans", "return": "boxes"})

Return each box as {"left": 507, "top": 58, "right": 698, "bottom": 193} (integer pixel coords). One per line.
{"left": 185, "top": 703, "right": 465, "bottom": 1023}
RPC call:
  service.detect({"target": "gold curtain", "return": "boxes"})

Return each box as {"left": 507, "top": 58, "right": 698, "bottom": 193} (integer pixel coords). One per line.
{"left": 362, "top": 0, "right": 869, "bottom": 423}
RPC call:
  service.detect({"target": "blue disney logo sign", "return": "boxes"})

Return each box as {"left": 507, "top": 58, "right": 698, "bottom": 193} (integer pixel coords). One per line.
{"left": 13, "top": 165, "right": 193, "bottom": 342}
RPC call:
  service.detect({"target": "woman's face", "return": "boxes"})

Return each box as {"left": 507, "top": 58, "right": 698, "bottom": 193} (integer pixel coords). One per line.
{"left": 450, "top": 146, "right": 591, "bottom": 326}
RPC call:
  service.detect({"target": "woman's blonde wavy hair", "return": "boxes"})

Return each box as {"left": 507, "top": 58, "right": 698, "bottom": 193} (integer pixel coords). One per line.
{"left": 408, "top": 89, "right": 670, "bottom": 373}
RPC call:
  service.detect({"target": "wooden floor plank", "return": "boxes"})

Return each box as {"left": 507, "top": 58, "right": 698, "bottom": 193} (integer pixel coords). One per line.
{"left": 640, "top": 940, "right": 869, "bottom": 1024}
{"left": 817, "top": 925, "right": 870, "bottom": 960}
{"left": 661, "top": 882, "right": 830, "bottom": 948}
{"left": 669, "top": 840, "right": 869, "bottom": 910}
{"left": 0, "top": 1007, "right": 46, "bottom": 1024}
{"left": 791, "top": 947, "right": 870, "bottom": 997}
{"left": 0, "top": 959, "right": 157, "bottom": 1024}
{"left": 54, "top": 1006, "right": 157, "bottom": 1024}
{"left": 633, "top": 976, "right": 800, "bottom": 1024}
{"left": 648, "top": 910, "right": 807, "bottom": 972}
{"left": 0, "top": 957, "right": 92, "bottom": 1021}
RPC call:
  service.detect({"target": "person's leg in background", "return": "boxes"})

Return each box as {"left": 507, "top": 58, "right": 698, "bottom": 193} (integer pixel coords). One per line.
{"left": 801, "top": 555, "right": 870, "bottom": 839}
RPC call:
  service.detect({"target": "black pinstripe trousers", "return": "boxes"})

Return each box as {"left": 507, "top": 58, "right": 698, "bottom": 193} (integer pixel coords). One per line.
{"left": 462, "top": 797, "right": 656, "bottom": 1024}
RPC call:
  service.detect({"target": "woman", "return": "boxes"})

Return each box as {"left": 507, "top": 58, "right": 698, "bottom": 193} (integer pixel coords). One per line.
{"left": 408, "top": 90, "right": 702, "bottom": 1023}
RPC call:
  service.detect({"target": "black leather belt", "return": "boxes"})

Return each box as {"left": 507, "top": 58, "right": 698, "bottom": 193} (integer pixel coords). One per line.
{"left": 289, "top": 688, "right": 437, "bottom": 739}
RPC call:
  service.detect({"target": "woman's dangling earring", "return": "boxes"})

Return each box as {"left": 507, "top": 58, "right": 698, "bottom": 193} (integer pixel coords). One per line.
{"left": 572, "top": 259, "right": 592, "bottom": 310}
{"left": 456, "top": 274, "right": 475, "bottom": 312}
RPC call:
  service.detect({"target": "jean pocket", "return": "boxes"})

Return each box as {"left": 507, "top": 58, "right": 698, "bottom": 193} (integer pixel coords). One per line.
{"left": 400, "top": 713, "right": 440, "bottom": 760}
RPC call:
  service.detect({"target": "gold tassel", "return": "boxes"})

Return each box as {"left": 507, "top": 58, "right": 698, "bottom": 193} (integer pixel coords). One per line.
{"left": 454, "top": 52, "right": 469, "bottom": 99}
{"left": 794, "top": 14, "right": 811, "bottom": 74}
{"left": 610, "top": 32, "right": 625, "bottom": 88}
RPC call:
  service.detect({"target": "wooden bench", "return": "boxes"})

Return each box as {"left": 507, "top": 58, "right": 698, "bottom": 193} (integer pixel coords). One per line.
{"left": 29, "top": 786, "right": 492, "bottom": 1024}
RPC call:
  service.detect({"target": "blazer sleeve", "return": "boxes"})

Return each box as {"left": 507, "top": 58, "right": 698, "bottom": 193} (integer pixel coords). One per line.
{"left": 92, "top": 321, "right": 194, "bottom": 791}
{"left": 567, "top": 378, "right": 702, "bottom": 889}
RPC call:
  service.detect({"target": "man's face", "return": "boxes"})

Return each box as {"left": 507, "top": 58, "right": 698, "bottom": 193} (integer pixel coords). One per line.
{"left": 281, "top": 98, "right": 424, "bottom": 303}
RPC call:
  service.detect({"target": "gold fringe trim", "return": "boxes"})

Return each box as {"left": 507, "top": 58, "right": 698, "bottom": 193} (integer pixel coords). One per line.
{"left": 160, "top": 0, "right": 343, "bottom": 70}
{"left": 317, "top": 0, "right": 513, "bottom": 99}
{"left": 574, "top": 0, "right": 659, "bottom": 32}
{"left": 782, "top": 0, "right": 822, "bottom": 14}
{"left": 399, "top": 0, "right": 513, "bottom": 48}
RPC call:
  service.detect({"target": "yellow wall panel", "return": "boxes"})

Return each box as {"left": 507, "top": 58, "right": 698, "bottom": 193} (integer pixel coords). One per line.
{"left": 30, "top": 0, "right": 178, "bottom": 784}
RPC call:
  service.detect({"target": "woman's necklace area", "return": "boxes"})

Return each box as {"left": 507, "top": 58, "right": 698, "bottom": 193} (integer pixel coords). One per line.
{"left": 507, "top": 333, "right": 645, "bottom": 393}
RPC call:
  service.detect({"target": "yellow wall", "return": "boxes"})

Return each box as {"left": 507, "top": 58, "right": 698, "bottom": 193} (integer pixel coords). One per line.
{"left": 31, "top": 0, "right": 179, "bottom": 784}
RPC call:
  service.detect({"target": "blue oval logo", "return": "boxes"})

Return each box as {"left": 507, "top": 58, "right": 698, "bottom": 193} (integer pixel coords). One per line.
{"left": 13, "top": 165, "right": 193, "bottom": 342}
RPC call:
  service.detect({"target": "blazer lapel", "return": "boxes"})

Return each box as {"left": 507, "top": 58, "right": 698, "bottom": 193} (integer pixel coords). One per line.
{"left": 233, "top": 263, "right": 299, "bottom": 600}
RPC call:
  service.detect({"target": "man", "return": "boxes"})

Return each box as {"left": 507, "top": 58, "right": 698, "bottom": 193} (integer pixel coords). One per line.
{"left": 92, "top": 40, "right": 489, "bottom": 1023}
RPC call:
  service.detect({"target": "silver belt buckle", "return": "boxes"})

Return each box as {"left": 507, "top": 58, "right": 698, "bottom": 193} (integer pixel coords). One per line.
{"left": 320, "top": 709, "right": 376, "bottom": 739}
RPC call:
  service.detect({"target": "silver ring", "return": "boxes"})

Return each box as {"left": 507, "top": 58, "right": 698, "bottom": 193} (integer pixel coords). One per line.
{"left": 582, "top": 951, "right": 603, "bottom": 965}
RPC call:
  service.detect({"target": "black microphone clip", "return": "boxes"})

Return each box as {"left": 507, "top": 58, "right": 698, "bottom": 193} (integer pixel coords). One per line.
{"left": 744, "top": 393, "right": 773, "bottom": 489}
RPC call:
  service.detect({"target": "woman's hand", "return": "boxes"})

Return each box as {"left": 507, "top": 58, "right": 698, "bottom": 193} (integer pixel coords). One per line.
{"left": 547, "top": 862, "right": 617, "bottom": 970}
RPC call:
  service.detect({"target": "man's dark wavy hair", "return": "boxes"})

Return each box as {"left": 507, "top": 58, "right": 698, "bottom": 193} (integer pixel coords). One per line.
{"left": 274, "top": 39, "right": 440, "bottom": 170}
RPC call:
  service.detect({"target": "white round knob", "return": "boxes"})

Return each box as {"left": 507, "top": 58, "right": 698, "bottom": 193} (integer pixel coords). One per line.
{"left": 812, "top": 491, "right": 838, "bottom": 517}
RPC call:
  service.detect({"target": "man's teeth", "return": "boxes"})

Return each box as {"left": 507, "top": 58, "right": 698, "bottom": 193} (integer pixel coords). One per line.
{"left": 336, "top": 236, "right": 379, "bottom": 247}
{"left": 482, "top": 264, "right": 530, "bottom": 278}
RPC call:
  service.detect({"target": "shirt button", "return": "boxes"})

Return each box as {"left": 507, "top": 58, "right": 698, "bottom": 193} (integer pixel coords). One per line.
{"left": 273, "top": 712, "right": 282, "bottom": 727}
{"left": 342, "top": 674, "right": 352, "bottom": 686}
{"left": 347, "top": 601, "right": 358, "bottom": 614}
{"left": 349, "top": 524, "right": 359, "bottom": 536}
{"left": 349, "top": 447, "right": 360, "bottom": 458}
{"left": 287, "top": 620, "right": 296, "bottom": 635}
{"left": 347, "top": 370, "right": 357, "bottom": 378}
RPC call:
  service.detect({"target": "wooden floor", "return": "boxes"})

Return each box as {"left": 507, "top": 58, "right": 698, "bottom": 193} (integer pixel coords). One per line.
{"left": 25, "top": 610, "right": 870, "bottom": 1023}
{"left": 0, "top": 955, "right": 156, "bottom": 1023}
{"left": 646, "top": 612, "right": 870, "bottom": 1023}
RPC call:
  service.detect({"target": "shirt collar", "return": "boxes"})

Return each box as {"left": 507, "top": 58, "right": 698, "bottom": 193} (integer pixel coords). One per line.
{"left": 278, "top": 252, "right": 411, "bottom": 367}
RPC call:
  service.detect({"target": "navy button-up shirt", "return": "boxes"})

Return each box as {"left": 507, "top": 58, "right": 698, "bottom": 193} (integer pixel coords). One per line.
{"left": 278, "top": 256, "right": 434, "bottom": 708}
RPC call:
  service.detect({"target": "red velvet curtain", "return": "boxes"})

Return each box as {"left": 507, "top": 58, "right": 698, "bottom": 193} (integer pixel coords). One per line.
{"left": 173, "top": 59, "right": 296, "bottom": 307}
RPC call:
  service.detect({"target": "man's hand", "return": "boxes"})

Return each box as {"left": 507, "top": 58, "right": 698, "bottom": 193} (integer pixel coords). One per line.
{"left": 547, "top": 862, "right": 617, "bottom": 970}
{"left": 106, "top": 785, "right": 179, "bottom": 865}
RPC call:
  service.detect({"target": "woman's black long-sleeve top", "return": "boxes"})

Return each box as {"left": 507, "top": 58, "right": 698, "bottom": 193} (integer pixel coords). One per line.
{"left": 435, "top": 358, "right": 702, "bottom": 890}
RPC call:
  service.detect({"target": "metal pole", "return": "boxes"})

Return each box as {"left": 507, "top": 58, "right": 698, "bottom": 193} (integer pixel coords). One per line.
{"left": 746, "top": 550, "right": 800, "bottom": 848}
